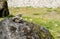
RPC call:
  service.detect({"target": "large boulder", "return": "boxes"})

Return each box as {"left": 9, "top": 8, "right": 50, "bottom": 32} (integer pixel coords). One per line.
{"left": 0, "top": 15, "right": 54, "bottom": 39}
{"left": 0, "top": 0, "right": 9, "bottom": 17}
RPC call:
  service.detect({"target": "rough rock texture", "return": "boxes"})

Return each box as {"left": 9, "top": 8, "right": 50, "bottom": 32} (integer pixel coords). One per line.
{"left": 0, "top": 15, "right": 54, "bottom": 39}
{"left": 0, "top": 0, "right": 9, "bottom": 17}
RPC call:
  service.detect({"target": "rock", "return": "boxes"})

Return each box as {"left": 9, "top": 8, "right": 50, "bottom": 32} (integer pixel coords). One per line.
{"left": 0, "top": 0, "right": 9, "bottom": 17}
{"left": 0, "top": 15, "right": 54, "bottom": 39}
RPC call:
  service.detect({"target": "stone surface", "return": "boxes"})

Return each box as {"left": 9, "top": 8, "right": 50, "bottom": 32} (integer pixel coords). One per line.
{"left": 0, "top": 15, "right": 54, "bottom": 39}
{"left": 0, "top": 0, "right": 9, "bottom": 17}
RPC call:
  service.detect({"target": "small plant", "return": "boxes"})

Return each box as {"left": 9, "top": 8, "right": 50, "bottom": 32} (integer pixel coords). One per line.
{"left": 6, "top": 15, "right": 14, "bottom": 18}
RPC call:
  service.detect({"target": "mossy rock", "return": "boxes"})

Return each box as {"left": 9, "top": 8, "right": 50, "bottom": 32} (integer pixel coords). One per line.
{"left": 0, "top": 0, "right": 9, "bottom": 17}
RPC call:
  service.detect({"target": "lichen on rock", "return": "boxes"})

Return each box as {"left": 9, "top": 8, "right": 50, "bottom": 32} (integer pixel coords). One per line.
{"left": 0, "top": 14, "right": 54, "bottom": 39}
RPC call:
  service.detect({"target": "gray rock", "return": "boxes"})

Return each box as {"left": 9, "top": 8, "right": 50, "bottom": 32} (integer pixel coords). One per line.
{"left": 0, "top": 15, "right": 54, "bottom": 39}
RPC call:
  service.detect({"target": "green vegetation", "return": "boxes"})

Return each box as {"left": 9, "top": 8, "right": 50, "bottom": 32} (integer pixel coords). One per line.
{"left": 1, "top": 7, "right": 60, "bottom": 39}
{"left": 23, "top": 16, "right": 60, "bottom": 39}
